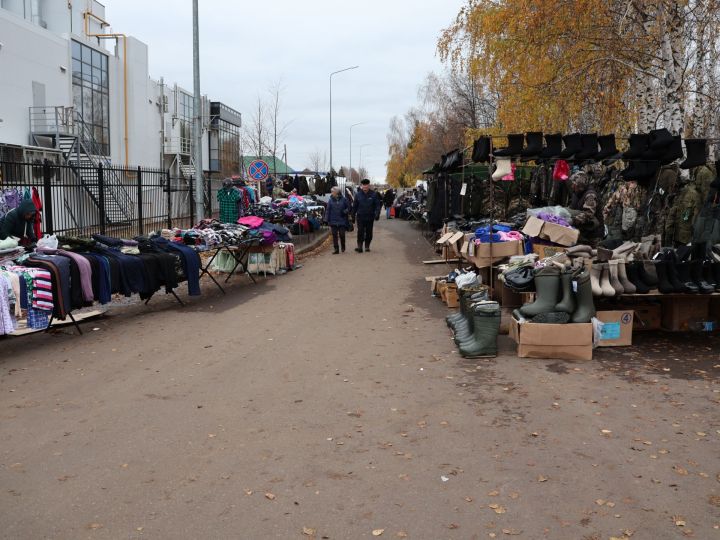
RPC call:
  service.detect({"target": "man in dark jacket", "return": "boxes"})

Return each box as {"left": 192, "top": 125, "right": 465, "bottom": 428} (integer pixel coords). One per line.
{"left": 351, "top": 179, "right": 381, "bottom": 252}
{"left": 0, "top": 199, "right": 38, "bottom": 246}
{"left": 324, "top": 186, "right": 350, "bottom": 254}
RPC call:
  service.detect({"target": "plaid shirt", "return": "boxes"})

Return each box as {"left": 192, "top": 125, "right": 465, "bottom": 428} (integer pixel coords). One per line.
{"left": 217, "top": 188, "right": 241, "bottom": 223}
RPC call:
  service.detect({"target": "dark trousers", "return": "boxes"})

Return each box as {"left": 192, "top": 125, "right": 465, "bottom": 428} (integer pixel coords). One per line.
{"left": 331, "top": 225, "right": 346, "bottom": 250}
{"left": 356, "top": 219, "right": 375, "bottom": 248}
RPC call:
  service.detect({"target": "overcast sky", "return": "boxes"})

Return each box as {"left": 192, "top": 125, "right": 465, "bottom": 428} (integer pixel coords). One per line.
{"left": 105, "top": 0, "right": 464, "bottom": 181}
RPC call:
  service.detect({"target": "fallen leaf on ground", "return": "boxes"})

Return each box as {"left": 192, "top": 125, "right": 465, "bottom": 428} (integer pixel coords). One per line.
{"left": 302, "top": 527, "right": 316, "bottom": 536}
{"left": 502, "top": 529, "right": 521, "bottom": 535}
{"left": 595, "top": 499, "right": 606, "bottom": 506}
{"left": 673, "top": 516, "right": 686, "bottom": 527}
{"left": 372, "top": 529, "right": 385, "bottom": 536}
{"left": 448, "top": 523, "right": 459, "bottom": 529}
{"left": 537, "top": 475, "right": 548, "bottom": 482}
{"left": 396, "top": 532, "right": 408, "bottom": 538}
{"left": 265, "top": 492, "right": 276, "bottom": 500}
{"left": 673, "top": 465, "right": 689, "bottom": 475}
{"left": 465, "top": 496, "right": 473, "bottom": 502}
{"left": 86, "top": 523, "right": 103, "bottom": 530}
{"left": 709, "top": 495, "right": 720, "bottom": 507}
{"left": 488, "top": 490, "right": 500, "bottom": 496}
{"left": 488, "top": 504, "right": 506, "bottom": 514}
{"left": 601, "top": 429, "right": 612, "bottom": 435}
{"left": 509, "top": 492, "right": 519, "bottom": 499}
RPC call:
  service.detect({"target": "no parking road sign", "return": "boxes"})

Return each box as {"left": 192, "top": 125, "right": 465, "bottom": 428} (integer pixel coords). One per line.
{"left": 248, "top": 159, "right": 269, "bottom": 181}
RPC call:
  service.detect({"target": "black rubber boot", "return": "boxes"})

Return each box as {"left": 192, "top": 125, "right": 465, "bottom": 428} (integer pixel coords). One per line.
{"left": 571, "top": 270, "right": 596, "bottom": 323}
{"left": 554, "top": 270, "right": 576, "bottom": 314}
{"left": 655, "top": 260, "right": 676, "bottom": 294}
{"left": 640, "top": 260, "right": 659, "bottom": 286}
{"left": 665, "top": 258, "right": 688, "bottom": 292}
{"left": 626, "top": 262, "right": 650, "bottom": 294}
{"left": 676, "top": 262, "right": 699, "bottom": 293}
{"left": 459, "top": 302, "right": 501, "bottom": 358}
{"left": 713, "top": 262, "right": 720, "bottom": 291}
{"left": 519, "top": 266, "right": 561, "bottom": 317}
{"left": 690, "top": 260, "right": 714, "bottom": 293}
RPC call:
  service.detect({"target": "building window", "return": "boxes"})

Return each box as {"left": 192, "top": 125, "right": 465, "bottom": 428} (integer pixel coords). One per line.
{"left": 209, "top": 119, "right": 240, "bottom": 177}
{"left": 71, "top": 40, "right": 110, "bottom": 156}
{"left": 176, "top": 90, "right": 194, "bottom": 155}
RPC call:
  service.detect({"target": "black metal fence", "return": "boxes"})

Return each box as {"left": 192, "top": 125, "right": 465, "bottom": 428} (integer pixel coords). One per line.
{"left": 0, "top": 160, "right": 203, "bottom": 238}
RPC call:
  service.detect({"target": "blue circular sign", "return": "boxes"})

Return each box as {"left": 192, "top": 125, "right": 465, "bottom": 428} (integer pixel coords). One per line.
{"left": 248, "top": 160, "right": 269, "bottom": 181}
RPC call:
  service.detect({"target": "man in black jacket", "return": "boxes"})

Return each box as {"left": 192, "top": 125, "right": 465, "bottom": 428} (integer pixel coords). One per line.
{"left": 0, "top": 199, "right": 37, "bottom": 246}
{"left": 351, "top": 179, "right": 381, "bottom": 252}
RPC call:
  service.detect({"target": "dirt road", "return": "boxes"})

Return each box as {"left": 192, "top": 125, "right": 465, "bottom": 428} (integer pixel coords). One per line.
{"left": 1, "top": 218, "right": 719, "bottom": 539}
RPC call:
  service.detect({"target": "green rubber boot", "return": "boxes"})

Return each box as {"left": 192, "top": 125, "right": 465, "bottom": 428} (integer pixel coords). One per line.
{"left": 570, "top": 270, "right": 596, "bottom": 323}
{"left": 554, "top": 269, "right": 576, "bottom": 314}
{"left": 518, "top": 266, "right": 561, "bottom": 318}
{"left": 459, "top": 301, "right": 501, "bottom": 358}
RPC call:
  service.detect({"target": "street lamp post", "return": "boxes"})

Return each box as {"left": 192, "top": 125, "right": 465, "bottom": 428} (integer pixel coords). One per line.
{"left": 349, "top": 122, "right": 365, "bottom": 184}
{"left": 192, "top": 0, "right": 204, "bottom": 221}
{"left": 329, "top": 65, "right": 359, "bottom": 174}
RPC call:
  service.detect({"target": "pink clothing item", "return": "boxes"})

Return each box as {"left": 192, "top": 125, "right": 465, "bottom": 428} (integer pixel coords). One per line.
{"left": 57, "top": 249, "right": 94, "bottom": 303}
{"left": 238, "top": 216, "right": 264, "bottom": 228}
{"left": 497, "top": 230, "right": 524, "bottom": 242}
{"left": 553, "top": 160, "right": 570, "bottom": 181}
{"left": 501, "top": 163, "right": 516, "bottom": 181}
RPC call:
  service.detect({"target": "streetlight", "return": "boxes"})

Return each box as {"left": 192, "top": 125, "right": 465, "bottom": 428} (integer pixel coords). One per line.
{"left": 329, "top": 65, "right": 359, "bottom": 174}
{"left": 349, "top": 122, "right": 365, "bottom": 184}
{"left": 192, "top": 0, "right": 204, "bottom": 220}
{"left": 359, "top": 144, "right": 371, "bottom": 174}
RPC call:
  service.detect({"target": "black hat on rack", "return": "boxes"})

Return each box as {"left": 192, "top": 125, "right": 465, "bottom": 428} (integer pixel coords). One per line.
{"left": 493, "top": 134, "right": 524, "bottom": 157}
{"left": 471, "top": 136, "right": 492, "bottom": 163}
{"left": 521, "top": 132, "right": 544, "bottom": 158}
{"left": 622, "top": 133, "right": 649, "bottom": 159}
{"left": 660, "top": 135, "right": 684, "bottom": 165}
{"left": 596, "top": 134, "right": 621, "bottom": 161}
{"left": 642, "top": 128, "right": 674, "bottom": 160}
{"left": 680, "top": 139, "right": 708, "bottom": 170}
{"left": 540, "top": 133, "right": 563, "bottom": 158}
{"left": 559, "top": 133, "right": 582, "bottom": 159}
{"left": 574, "top": 133, "right": 599, "bottom": 161}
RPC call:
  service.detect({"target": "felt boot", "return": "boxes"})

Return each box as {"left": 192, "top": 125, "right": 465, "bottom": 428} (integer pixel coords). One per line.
{"left": 459, "top": 302, "right": 500, "bottom": 358}
{"left": 518, "top": 266, "right": 561, "bottom": 317}
{"left": 491, "top": 157, "right": 513, "bottom": 180}
{"left": 555, "top": 270, "right": 576, "bottom": 314}
{"left": 608, "top": 260, "right": 624, "bottom": 295}
{"left": 599, "top": 263, "right": 616, "bottom": 296}
{"left": 626, "top": 262, "right": 650, "bottom": 294}
{"left": 690, "top": 260, "right": 714, "bottom": 293}
{"left": 571, "top": 270, "right": 596, "bottom": 323}
{"left": 654, "top": 260, "right": 676, "bottom": 294}
{"left": 616, "top": 260, "right": 636, "bottom": 294}
{"left": 590, "top": 263, "right": 603, "bottom": 296}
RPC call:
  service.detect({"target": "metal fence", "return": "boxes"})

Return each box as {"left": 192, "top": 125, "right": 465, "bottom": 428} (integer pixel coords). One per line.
{"left": 0, "top": 160, "right": 196, "bottom": 238}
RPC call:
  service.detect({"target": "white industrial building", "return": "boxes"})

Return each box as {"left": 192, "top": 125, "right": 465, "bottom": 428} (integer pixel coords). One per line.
{"left": 0, "top": 0, "right": 241, "bottom": 230}
{"left": 0, "top": 0, "right": 241, "bottom": 176}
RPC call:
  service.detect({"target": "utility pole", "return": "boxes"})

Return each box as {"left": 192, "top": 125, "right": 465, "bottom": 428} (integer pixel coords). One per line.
{"left": 192, "top": 0, "right": 204, "bottom": 220}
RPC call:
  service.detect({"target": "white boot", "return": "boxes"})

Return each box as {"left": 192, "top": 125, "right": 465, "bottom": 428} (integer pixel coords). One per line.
{"left": 491, "top": 157, "right": 513, "bottom": 180}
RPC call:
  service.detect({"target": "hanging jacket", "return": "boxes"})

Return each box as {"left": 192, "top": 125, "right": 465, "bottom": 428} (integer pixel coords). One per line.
{"left": 665, "top": 179, "right": 702, "bottom": 245}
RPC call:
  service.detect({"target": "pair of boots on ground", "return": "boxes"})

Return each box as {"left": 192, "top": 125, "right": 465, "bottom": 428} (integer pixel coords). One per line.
{"left": 513, "top": 264, "right": 596, "bottom": 324}
{"left": 446, "top": 287, "right": 500, "bottom": 358}
{"left": 651, "top": 249, "right": 720, "bottom": 294}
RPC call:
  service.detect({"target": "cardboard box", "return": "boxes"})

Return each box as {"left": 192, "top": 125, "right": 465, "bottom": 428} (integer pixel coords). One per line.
{"left": 446, "top": 284, "right": 459, "bottom": 308}
{"left": 532, "top": 243, "right": 568, "bottom": 259}
{"left": 493, "top": 275, "right": 523, "bottom": 307}
{"left": 522, "top": 215, "right": 579, "bottom": 247}
{"left": 509, "top": 316, "right": 593, "bottom": 360}
{"left": 595, "top": 310, "right": 634, "bottom": 347}
{"left": 465, "top": 239, "right": 525, "bottom": 268}
{"left": 661, "top": 296, "right": 710, "bottom": 331}
{"left": 629, "top": 304, "right": 661, "bottom": 331}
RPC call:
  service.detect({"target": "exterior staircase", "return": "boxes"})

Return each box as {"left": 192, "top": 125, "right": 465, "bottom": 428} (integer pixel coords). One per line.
{"left": 29, "top": 106, "right": 133, "bottom": 224}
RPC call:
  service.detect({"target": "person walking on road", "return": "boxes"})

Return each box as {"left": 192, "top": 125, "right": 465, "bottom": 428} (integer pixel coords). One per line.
{"left": 383, "top": 188, "right": 395, "bottom": 219}
{"left": 351, "top": 179, "right": 381, "bottom": 253}
{"left": 324, "top": 186, "right": 350, "bottom": 254}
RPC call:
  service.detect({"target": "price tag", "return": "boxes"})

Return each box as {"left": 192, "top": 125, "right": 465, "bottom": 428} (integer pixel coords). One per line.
{"left": 460, "top": 183, "right": 467, "bottom": 196}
